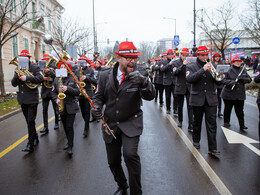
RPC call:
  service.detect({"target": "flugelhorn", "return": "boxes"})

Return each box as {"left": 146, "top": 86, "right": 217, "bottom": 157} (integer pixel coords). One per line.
{"left": 205, "top": 60, "right": 224, "bottom": 81}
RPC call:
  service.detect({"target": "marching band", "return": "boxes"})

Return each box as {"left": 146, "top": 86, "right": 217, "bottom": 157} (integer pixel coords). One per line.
{"left": 10, "top": 38, "right": 258, "bottom": 194}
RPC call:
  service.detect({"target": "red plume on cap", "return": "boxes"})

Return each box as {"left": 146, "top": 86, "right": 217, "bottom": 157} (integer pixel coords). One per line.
{"left": 231, "top": 56, "right": 242, "bottom": 64}
{"left": 115, "top": 41, "right": 141, "bottom": 56}
{"left": 196, "top": 46, "right": 211, "bottom": 55}
{"left": 19, "top": 50, "right": 31, "bottom": 58}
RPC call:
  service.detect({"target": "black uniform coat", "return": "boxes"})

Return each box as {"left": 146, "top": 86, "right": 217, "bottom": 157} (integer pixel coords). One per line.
{"left": 254, "top": 69, "right": 260, "bottom": 104}
{"left": 160, "top": 58, "right": 176, "bottom": 86}
{"left": 92, "top": 62, "right": 155, "bottom": 143}
{"left": 172, "top": 58, "right": 191, "bottom": 95}
{"left": 11, "top": 62, "right": 44, "bottom": 104}
{"left": 52, "top": 75, "right": 80, "bottom": 114}
{"left": 41, "top": 68, "right": 56, "bottom": 99}
{"left": 77, "top": 66, "right": 97, "bottom": 99}
{"left": 186, "top": 59, "right": 219, "bottom": 107}
{"left": 221, "top": 65, "right": 251, "bottom": 100}
{"left": 152, "top": 61, "right": 164, "bottom": 85}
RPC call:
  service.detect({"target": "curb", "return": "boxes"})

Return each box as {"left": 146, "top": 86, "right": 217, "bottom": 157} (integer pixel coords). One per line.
{"left": 0, "top": 108, "right": 22, "bottom": 122}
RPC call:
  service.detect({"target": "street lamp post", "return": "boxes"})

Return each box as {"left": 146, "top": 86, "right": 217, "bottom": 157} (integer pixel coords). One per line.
{"left": 192, "top": 0, "right": 197, "bottom": 56}
{"left": 163, "top": 17, "right": 177, "bottom": 39}
{"left": 92, "top": 0, "right": 97, "bottom": 53}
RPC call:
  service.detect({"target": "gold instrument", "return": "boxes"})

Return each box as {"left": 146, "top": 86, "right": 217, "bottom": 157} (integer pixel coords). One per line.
{"left": 43, "top": 55, "right": 58, "bottom": 88}
{"left": 106, "top": 55, "right": 115, "bottom": 67}
{"left": 55, "top": 51, "right": 71, "bottom": 67}
{"left": 9, "top": 56, "right": 39, "bottom": 89}
{"left": 58, "top": 77, "right": 66, "bottom": 113}
{"left": 205, "top": 60, "right": 224, "bottom": 81}
{"left": 79, "top": 67, "right": 86, "bottom": 96}
{"left": 91, "top": 83, "right": 96, "bottom": 91}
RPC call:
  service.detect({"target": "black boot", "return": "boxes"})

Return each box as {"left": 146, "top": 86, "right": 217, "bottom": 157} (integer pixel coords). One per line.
{"left": 22, "top": 144, "right": 34, "bottom": 153}
{"left": 54, "top": 123, "right": 59, "bottom": 130}
{"left": 177, "top": 121, "right": 182, "bottom": 128}
{"left": 40, "top": 127, "right": 49, "bottom": 135}
{"left": 67, "top": 147, "right": 73, "bottom": 156}
{"left": 89, "top": 118, "right": 96, "bottom": 123}
{"left": 34, "top": 137, "right": 39, "bottom": 146}
{"left": 188, "top": 124, "right": 193, "bottom": 132}
{"left": 83, "top": 129, "right": 89, "bottom": 137}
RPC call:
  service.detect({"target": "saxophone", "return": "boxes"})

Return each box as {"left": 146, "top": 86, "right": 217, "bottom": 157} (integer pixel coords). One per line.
{"left": 43, "top": 55, "right": 58, "bottom": 88}
{"left": 58, "top": 77, "right": 66, "bottom": 113}
{"left": 79, "top": 67, "right": 86, "bottom": 96}
{"left": 9, "top": 56, "right": 39, "bottom": 89}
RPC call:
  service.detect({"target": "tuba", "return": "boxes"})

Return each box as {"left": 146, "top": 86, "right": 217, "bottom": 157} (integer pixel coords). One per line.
{"left": 58, "top": 76, "right": 66, "bottom": 113}
{"left": 43, "top": 55, "right": 58, "bottom": 88}
{"left": 9, "top": 56, "right": 39, "bottom": 89}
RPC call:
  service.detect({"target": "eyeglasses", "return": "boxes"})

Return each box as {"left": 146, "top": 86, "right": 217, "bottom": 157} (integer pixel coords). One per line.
{"left": 121, "top": 56, "right": 138, "bottom": 61}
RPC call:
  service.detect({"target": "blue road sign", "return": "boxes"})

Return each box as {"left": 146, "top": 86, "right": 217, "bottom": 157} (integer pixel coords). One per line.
{"left": 174, "top": 35, "right": 179, "bottom": 41}
{"left": 174, "top": 40, "right": 179, "bottom": 46}
{"left": 232, "top": 37, "right": 240, "bottom": 44}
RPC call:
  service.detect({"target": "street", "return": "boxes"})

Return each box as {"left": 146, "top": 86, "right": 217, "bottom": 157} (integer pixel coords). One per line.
{"left": 0, "top": 95, "right": 259, "bottom": 195}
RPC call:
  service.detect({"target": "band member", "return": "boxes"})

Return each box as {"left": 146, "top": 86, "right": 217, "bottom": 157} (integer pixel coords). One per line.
{"left": 212, "top": 52, "right": 224, "bottom": 118}
{"left": 160, "top": 49, "right": 178, "bottom": 115}
{"left": 40, "top": 54, "right": 59, "bottom": 134}
{"left": 254, "top": 67, "right": 260, "bottom": 140}
{"left": 221, "top": 56, "right": 252, "bottom": 131}
{"left": 92, "top": 41, "right": 155, "bottom": 195}
{"left": 152, "top": 55, "right": 165, "bottom": 107}
{"left": 77, "top": 55, "right": 97, "bottom": 137}
{"left": 52, "top": 62, "right": 80, "bottom": 156}
{"left": 11, "top": 50, "right": 44, "bottom": 153}
{"left": 104, "top": 56, "right": 109, "bottom": 65}
{"left": 151, "top": 57, "right": 160, "bottom": 102}
{"left": 172, "top": 48, "right": 193, "bottom": 131}
{"left": 186, "top": 46, "right": 220, "bottom": 155}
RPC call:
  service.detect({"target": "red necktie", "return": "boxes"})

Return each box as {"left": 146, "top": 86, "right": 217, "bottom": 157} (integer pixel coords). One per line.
{"left": 120, "top": 73, "right": 125, "bottom": 85}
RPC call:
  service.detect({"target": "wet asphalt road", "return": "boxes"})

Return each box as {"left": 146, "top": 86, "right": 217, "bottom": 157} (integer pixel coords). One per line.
{"left": 0, "top": 95, "right": 259, "bottom": 195}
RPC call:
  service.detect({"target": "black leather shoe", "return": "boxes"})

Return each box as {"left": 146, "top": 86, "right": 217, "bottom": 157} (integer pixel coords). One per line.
{"left": 218, "top": 112, "right": 223, "bottom": 118}
{"left": 34, "top": 137, "right": 39, "bottom": 146}
{"left": 240, "top": 125, "right": 248, "bottom": 131}
{"left": 83, "top": 129, "right": 89, "bottom": 137}
{"left": 67, "top": 147, "right": 73, "bottom": 156}
{"left": 160, "top": 104, "right": 163, "bottom": 108}
{"left": 193, "top": 142, "right": 200, "bottom": 149}
{"left": 177, "top": 121, "right": 182, "bottom": 128}
{"left": 114, "top": 187, "right": 127, "bottom": 195}
{"left": 54, "top": 123, "right": 59, "bottom": 130}
{"left": 166, "top": 110, "right": 171, "bottom": 114}
{"left": 188, "top": 124, "right": 193, "bottom": 132}
{"left": 208, "top": 150, "right": 220, "bottom": 155}
{"left": 64, "top": 143, "right": 69, "bottom": 150}
{"left": 40, "top": 127, "right": 49, "bottom": 134}
{"left": 22, "top": 144, "right": 34, "bottom": 153}
{"left": 173, "top": 111, "right": 178, "bottom": 117}
{"left": 223, "top": 123, "right": 231, "bottom": 128}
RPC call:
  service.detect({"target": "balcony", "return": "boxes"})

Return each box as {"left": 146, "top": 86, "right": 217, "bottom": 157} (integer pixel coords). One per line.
{"left": 32, "top": 21, "right": 45, "bottom": 33}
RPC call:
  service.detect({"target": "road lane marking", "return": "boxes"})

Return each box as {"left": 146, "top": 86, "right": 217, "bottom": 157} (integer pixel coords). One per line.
{"left": 0, "top": 116, "right": 54, "bottom": 159}
{"left": 245, "top": 101, "right": 257, "bottom": 108}
{"left": 161, "top": 106, "right": 232, "bottom": 195}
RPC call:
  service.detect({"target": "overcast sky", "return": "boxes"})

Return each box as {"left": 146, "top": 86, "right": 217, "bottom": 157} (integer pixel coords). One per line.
{"left": 58, "top": 0, "right": 247, "bottom": 48}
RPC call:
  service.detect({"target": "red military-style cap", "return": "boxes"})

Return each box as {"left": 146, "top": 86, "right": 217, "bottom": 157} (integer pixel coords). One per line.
{"left": 42, "top": 54, "right": 50, "bottom": 61}
{"left": 213, "top": 52, "right": 221, "bottom": 58}
{"left": 196, "top": 46, "right": 211, "bottom": 55}
{"left": 115, "top": 41, "right": 141, "bottom": 57}
{"left": 57, "top": 61, "right": 72, "bottom": 70}
{"left": 180, "top": 48, "right": 190, "bottom": 55}
{"left": 167, "top": 49, "right": 174, "bottom": 54}
{"left": 19, "top": 49, "right": 31, "bottom": 58}
{"left": 231, "top": 56, "right": 242, "bottom": 64}
{"left": 155, "top": 57, "right": 161, "bottom": 61}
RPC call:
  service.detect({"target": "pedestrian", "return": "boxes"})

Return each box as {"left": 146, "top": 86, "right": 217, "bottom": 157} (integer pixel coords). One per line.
{"left": 172, "top": 48, "right": 193, "bottom": 131}
{"left": 52, "top": 62, "right": 80, "bottom": 156}
{"left": 151, "top": 57, "right": 161, "bottom": 103}
{"left": 221, "top": 56, "right": 252, "bottom": 131}
{"left": 92, "top": 41, "right": 155, "bottom": 195}
{"left": 186, "top": 46, "right": 220, "bottom": 155}
{"left": 77, "top": 55, "right": 97, "bottom": 137}
{"left": 252, "top": 55, "right": 259, "bottom": 73}
{"left": 253, "top": 66, "right": 260, "bottom": 140}
{"left": 160, "top": 49, "right": 178, "bottom": 115}
{"left": 11, "top": 50, "right": 44, "bottom": 153}
{"left": 40, "top": 54, "right": 59, "bottom": 135}
{"left": 212, "top": 52, "right": 224, "bottom": 118}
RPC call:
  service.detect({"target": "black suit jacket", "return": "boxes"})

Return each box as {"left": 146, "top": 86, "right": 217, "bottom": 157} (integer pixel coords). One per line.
{"left": 41, "top": 68, "right": 56, "bottom": 99}
{"left": 11, "top": 62, "right": 44, "bottom": 104}
{"left": 186, "top": 59, "right": 219, "bottom": 107}
{"left": 92, "top": 63, "right": 155, "bottom": 143}
{"left": 160, "top": 58, "right": 176, "bottom": 86}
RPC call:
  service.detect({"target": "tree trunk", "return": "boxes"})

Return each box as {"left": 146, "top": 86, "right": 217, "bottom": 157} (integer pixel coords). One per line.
{"left": 0, "top": 45, "right": 6, "bottom": 96}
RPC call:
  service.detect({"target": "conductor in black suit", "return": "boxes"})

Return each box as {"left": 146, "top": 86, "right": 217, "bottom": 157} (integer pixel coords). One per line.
{"left": 92, "top": 42, "right": 155, "bottom": 195}
{"left": 11, "top": 50, "right": 44, "bottom": 153}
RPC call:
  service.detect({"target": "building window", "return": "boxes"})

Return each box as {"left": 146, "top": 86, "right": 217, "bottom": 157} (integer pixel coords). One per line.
{"left": 22, "top": 0, "right": 27, "bottom": 15}
{"left": 49, "top": 45, "right": 52, "bottom": 53}
{"left": 11, "top": 0, "right": 16, "bottom": 13}
{"left": 24, "top": 37, "right": 29, "bottom": 50}
{"left": 12, "top": 36, "right": 18, "bottom": 57}
{"left": 42, "top": 44, "right": 46, "bottom": 55}
{"left": 32, "top": 2, "right": 36, "bottom": 19}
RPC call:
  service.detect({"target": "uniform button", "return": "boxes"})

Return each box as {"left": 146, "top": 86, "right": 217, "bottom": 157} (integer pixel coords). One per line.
{"left": 21, "top": 85, "right": 24, "bottom": 87}
{"left": 116, "top": 110, "right": 119, "bottom": 114}
{"left": 116, "top": 122, "right": 119, "bottom": 125}
{"left": 21, "top": 91, "right": 23, "bottom": 93}
{"left": 204, "top": 90, "right": 206, "bottom": 92}
{"left": 116, "top": 98, "right": 119, "bottom": 101}
{"left": 204, "top": 82, "right": 207, "bottom": 85}
{"left": 135, "top": 115, "right": 137, "bottom": 118}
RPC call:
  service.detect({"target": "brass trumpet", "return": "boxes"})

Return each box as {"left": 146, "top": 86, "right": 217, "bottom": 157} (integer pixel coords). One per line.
{"left": 43, "top": 55, "right": 58, "bottom": 88}
{"left": 205, "top": 60, "right": 224, "bottom": 81}
{"left": 9, "top": 56, "right": 39, "bottom": 89}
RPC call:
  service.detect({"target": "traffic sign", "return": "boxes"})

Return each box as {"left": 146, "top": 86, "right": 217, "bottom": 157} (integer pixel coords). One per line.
{"left": 232, "top": 37, "right": 240, "bottom": 44}
{"left": 174, "top": 40, "right": 179, "bottom": 46}
{"left": 174, "top": 35, "right": 179, "bottom": 41}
